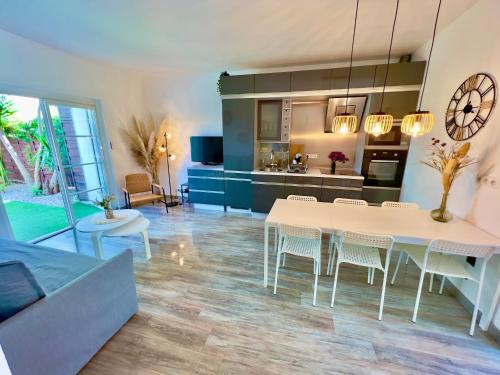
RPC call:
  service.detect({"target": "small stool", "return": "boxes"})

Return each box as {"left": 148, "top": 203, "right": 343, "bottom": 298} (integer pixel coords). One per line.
{"left": 103, "top": 216, "right": 151, "bottom": 259}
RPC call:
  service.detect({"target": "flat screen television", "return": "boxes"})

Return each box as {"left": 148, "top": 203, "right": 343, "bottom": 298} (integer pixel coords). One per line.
{"left": 190, "top": 136, "right": 223, "bottom": 165}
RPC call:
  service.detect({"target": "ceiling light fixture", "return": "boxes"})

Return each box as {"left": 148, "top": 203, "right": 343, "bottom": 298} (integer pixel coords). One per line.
{"left": 364, "top": 0, "right": 400, "bottom": 137}
{"left": 401, "top": 0, "right": 442, "bottom": 137}
{"left": 332, "top": 0, "right": 359, "bottom": 135}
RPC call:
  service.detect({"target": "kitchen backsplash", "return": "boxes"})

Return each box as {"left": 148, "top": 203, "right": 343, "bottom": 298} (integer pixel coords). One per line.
{"left": 290, "top": 102, "right": 359, "bottom": 168}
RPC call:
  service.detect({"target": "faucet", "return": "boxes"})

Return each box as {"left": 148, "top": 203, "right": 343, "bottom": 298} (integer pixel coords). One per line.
{"left": 269, "top": 150, "right": 278, "bottom": 170}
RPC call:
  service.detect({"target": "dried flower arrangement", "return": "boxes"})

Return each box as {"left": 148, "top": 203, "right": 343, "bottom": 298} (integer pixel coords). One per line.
{"left": 421, "top": 138, "right": 476, "bottom": 222}
{"left": 123, "top": 116, "right": 167, "bottom": 184}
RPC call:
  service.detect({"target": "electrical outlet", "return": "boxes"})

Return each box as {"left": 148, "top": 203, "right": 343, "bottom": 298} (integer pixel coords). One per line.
{"left": 306, "top": 154, "right": 318, "bottom": 159}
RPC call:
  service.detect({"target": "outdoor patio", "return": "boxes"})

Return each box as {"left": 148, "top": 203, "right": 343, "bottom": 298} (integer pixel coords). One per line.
{"left": 2, "top": 183, "right": 100, "bottom": 241}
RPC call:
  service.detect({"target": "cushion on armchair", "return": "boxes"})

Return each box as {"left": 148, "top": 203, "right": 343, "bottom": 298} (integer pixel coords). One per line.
{"left": 0, "top": 261, "right": 46, "bottom": 323}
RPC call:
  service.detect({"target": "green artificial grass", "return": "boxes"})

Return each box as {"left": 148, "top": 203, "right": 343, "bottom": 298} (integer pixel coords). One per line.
{"left": 4, "top": 200, "right": 102, "bottom": 242}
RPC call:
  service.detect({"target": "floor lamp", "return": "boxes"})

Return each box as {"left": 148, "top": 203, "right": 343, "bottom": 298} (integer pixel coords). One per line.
{"left": 161, "top": 132, "right": 179, "bottom": 207}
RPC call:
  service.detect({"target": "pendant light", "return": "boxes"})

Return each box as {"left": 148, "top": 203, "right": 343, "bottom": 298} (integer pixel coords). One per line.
{"left": 332, "top": 0, "right": 359, "bottom": 135}
{"left": 364, "top": 0, "right": 399, "bottom": 137}
{"left": 401, "top": 0, "right": 442, "bottom": 137}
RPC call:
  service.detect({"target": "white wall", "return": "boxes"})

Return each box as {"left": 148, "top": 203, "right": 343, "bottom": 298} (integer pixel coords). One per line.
{"left": 0, "top": 29, "right": 145, "bottom": 200}
{"left": 401, "top": 0, "right": 500, "bottom": 330}
{"left": 142, "top": 71, "right": 222, "bottom": 192}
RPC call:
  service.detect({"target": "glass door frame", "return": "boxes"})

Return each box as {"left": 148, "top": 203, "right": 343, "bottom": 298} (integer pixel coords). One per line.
{"left": 0, "top": 88, "right": 117, "bottom": 243}
{"left": 38, "top": 99, "right": 116, "bottom": 240}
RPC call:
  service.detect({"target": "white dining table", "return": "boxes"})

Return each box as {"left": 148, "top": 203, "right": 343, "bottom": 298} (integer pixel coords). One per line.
{"left": 263, "top": 199, "right": 500, "bottom": 287}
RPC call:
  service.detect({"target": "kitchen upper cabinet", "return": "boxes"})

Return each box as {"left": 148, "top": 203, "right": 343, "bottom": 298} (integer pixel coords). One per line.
{"left": 374, "top": 62, "right": 426, "bottom": 87}
{"left": 368, "top": 91, "right": 420, "bottom": 119}
{"left": 222, "top": 99, "right": 255, "bottom": 171}
{"left": 330, "top": 65, "right": 377, "bottom": 90}
{"left": 220, "top": 74, "right": 254, "bottom": 95}
{"left": 257, "top": 100, "right": 282, "bottom": 141}
{"left": 254, "top": 73, "right": 291, "bottom": 93}
{"left": 291, "top": 69, "right": 333, "bottom": 91}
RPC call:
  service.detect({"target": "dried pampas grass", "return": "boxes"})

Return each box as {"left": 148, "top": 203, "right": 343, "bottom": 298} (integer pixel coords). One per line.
{"left": 123, "top": 116, "right": 167, "bottom": 183}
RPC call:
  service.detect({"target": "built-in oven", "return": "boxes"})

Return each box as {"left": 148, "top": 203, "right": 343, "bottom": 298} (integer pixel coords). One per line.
{"left": 361, "top": 149, "right": 408, "bottom": 188}
{"left": 366, "top": 124, "right": 410, "bottom": 147}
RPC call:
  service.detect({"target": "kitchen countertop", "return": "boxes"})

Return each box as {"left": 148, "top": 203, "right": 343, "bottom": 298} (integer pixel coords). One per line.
{"left": 252, "top": 167, "right": 364, "bottom": 180}
{"left": 189, "top": 163, "right": 224, "bottom": 171}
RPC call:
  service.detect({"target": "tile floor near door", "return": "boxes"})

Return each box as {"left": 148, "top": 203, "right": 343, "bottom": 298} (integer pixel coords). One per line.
{"left": 42, "top": 206, "right": 500, "bottom": 375}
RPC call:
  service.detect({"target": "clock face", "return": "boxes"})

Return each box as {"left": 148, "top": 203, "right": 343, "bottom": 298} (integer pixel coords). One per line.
{"left": 445, "top": 73, "right": 496, "bottom": 140}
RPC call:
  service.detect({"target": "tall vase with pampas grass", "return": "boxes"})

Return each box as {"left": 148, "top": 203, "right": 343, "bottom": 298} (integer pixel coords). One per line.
{"left": 422, "top": 139, "right": 475, "bottom": 222}
{"left": 123, "top": 116, "right": 166, "bottom": 184}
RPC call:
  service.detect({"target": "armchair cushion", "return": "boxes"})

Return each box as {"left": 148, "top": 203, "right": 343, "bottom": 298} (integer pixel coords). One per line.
{"left": 128, "top": 193, "right": 163, "bottom": 206}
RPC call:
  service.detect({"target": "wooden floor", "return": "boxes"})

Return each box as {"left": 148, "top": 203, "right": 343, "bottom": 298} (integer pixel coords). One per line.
{"left": 42, "top": 205, "right": 500, "bottom": 375}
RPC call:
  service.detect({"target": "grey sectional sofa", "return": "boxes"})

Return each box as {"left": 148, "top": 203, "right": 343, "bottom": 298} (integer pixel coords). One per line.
{"left": 0, "top": 240, "right": 138, "bottom": 375}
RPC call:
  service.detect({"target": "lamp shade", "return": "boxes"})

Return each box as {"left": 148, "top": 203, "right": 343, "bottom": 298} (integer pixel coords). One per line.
{"left": 364, "top": 112, "right": 393, "bottom": 136}
{"left": 401, "top": 111, "right": 434, "bottom": 137}
{"left": 332, "top": 114, "right": 357, "bottom": 134}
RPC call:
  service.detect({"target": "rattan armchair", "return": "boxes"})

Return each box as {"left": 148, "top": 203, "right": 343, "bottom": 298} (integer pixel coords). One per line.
{"left": 122, "top": 173, "right": 168, "bottom": 212}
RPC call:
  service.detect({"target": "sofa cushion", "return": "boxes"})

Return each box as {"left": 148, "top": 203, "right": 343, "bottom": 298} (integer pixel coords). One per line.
{"left": 0, "top": 261, "right": 46, "bottom": 323}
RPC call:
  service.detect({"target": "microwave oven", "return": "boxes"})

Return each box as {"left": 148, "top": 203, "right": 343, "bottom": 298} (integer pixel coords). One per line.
{"left": 366, "top": 124, "right": 410, "bottom": 147}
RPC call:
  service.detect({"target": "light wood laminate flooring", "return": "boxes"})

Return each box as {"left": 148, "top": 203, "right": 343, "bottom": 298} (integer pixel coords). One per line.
{"left": 41, "top": 205, "right": 500, "bottom": 375}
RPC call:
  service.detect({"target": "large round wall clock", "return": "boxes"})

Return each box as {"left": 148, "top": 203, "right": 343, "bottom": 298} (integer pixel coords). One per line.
{"left": 445, "top": 73, "right": 496, "bottom": 140}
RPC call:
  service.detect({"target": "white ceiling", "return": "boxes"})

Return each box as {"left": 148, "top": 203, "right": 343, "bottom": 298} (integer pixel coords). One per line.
{"left": 0, "top": 0, "right": 478, "bottom": 73}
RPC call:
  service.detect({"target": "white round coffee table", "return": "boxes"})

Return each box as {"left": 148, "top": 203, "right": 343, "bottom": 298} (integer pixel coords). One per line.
{"left": 75, "top": 209, "right": 149, "bottom": 259}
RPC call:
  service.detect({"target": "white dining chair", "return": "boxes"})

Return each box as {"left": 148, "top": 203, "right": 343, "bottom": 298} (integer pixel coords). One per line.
{"left": 334, "top": 198, "right": 368, "bottom": 206}
{"left": 274, "top": 224, "right": 322, "bottom": 306}
{"left": 381, "top": 201, "right": 419, "bottom": 209}
{"left": 391, "top": 239, "right": 495, "bottom": 335}
{"left": 382, "top": 201, "right": 419, "bottom": 265}
{"left": 282, "top": 195, "right": 318, "bottom": 269}
{"left": 330, "top": 230, "right": 394, "bottom": 320}
{"left": 327, "top": 198, "right": 369, "bottom": 277}
{"left": 287, "top": 195, "right": 318, "bottom": 202}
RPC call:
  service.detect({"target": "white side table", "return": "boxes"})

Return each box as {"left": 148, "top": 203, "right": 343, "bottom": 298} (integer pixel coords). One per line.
{"left": 75, "top": 209, "right": 141, "bottom": 259}
{"left": 103, "top": 216, "right": 151, "bottom": 259}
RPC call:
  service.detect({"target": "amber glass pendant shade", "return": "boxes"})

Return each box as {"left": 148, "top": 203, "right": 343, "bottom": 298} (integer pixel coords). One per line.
{"left": 401, "top": 111, "right": 434, "bottom": 137}
{"left": 364, "top": 112, "right": 393, "bottom": 136}
{"left": 332, "top": 113, "right": 357, "bottom": 135}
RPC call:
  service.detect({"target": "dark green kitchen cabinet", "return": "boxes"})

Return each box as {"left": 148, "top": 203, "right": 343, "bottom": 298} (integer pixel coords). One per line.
{"left": 222, "top": 99, "right": 255, "bottom": 171}
{"left": 252, "top": 183, "right": 285, "bottom": 213}
{"left": 320, "top": 177, "right": 363, "bottom": 202}
{"left": 220, "top": 74, "right": 255, "bottom": 95}
{"left": 225, "top": 171, "right": 252, "bottom": 209}
{"left": 330, "top": 65, "right": 377, "bottom": 90}
{"left": 187, "top": 167, "right": 226, "bottom": 206}
{"left": 291, "top": 69, "right": 333, "bottom": 91}
{"left": 284, "top": 176, "right": 322, "bottom": 200}
{"left": 374, "top": 61, "right": 426, "bottom": 87}
{"left": 368, "top": 91, "right": 420, "bottom": 119}
{"left": 254, "top": 73, "right": 291, "bottom": 93}
{"left": 251, "top": 175, "right": 285, "bottom": 213}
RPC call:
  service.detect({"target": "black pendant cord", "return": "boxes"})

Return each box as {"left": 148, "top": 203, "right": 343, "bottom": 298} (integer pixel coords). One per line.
{"left": 379, "top": 0, "right": 400, "bottom": 113}
{"left": 344, "top": 0, "right": 359, "bottom": 112}
{"left": 418, "top": 0, "right": 442, "bottom": 111}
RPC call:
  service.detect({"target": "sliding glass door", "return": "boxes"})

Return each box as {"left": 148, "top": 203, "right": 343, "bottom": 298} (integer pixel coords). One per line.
{"left": 0, "top": 93, "right": 109, "bottom": 242}
{"left": 44, "top": 102, "right": 108, "bottom": 226}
